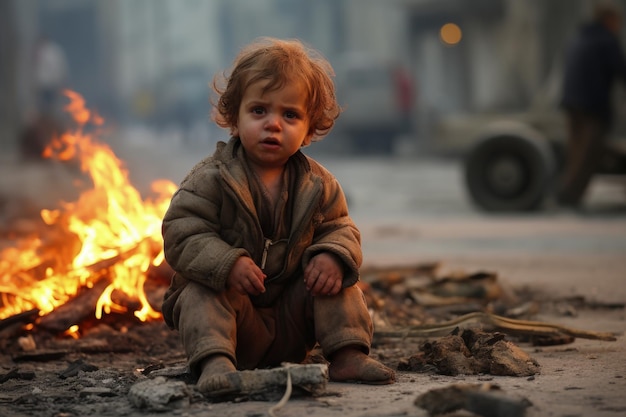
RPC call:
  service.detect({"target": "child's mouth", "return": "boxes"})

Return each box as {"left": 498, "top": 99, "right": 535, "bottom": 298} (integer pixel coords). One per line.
{"left": 261, "top": 138, "right": 280, "bottom": 147}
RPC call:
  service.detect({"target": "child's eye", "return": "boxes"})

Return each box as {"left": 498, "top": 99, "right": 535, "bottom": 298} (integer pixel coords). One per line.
{"left": 252, "top": 106, "right": 265, "bottom": 115}
{"left": 285, "top": 110, "right": 299, "bottom": 119}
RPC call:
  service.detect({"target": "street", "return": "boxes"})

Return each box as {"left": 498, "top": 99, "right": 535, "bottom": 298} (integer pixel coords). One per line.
{"left": 122, "top": 134, "right": 626, "bottom": 304}
{"left": 1, "top": 132, "right": 626, "bottom": 416}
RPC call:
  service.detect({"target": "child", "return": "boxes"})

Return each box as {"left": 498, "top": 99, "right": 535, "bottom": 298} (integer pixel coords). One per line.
{"left": 161, "top": 37, "right": 395, "bottom": 396}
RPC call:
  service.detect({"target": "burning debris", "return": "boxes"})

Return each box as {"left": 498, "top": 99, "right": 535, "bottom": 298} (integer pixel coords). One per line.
{"left": 0, "top": 90, "right": 177, "bottom": 337}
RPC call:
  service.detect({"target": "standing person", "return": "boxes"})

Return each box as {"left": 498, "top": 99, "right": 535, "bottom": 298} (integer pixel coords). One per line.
{"left": 20, "top": 36, "right": 68, "bottom": 161}
{"left": 161, "top": 37, "right": 396, "bottom": 397}
{"left": 34, "top": 36, "right": 68, "bottom": 116}
{"left": 558, "top": 2, "right": 626, "bottom": 207}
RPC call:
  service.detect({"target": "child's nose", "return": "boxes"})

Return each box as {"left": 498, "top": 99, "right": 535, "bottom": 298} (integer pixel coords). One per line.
{"left": 264, "top": 113, "right": 281, "bottom": 130}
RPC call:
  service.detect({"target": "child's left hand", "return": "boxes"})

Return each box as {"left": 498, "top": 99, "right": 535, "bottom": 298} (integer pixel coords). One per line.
{"left": 304, "top": 252, "right": 344, "bottom": 296}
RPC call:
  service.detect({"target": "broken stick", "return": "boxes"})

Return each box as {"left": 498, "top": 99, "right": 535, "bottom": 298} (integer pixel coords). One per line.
{"left": 374, "top": 311, "right": 617, "bottom": 341}
{"left": 208, "top": 363, "right": 328, "bottom": 399}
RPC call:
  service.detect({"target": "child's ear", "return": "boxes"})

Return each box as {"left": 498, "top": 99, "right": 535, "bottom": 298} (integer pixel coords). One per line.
{"left": 231, "top": 126, "right": 239, "bottom": 137}
{"left": 302, "top": 133, "right": 314, "bottom": 147}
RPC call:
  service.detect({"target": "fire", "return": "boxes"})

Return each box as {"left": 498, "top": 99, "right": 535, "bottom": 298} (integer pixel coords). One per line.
{"left": 0, "top": 90, "right": 177, "bottom": 329}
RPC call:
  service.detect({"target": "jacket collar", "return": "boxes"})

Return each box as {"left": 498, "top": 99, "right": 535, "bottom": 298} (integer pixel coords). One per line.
{"left": 217, "top": 136, "right": 322, "bottom": 232}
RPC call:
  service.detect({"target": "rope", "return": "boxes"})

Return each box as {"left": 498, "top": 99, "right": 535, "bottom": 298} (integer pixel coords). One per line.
{"left": 268, "top": 367, "right": 293, "bottom": 417}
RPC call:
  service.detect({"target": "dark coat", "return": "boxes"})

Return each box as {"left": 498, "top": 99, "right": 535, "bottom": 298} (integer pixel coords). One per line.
{"left": 561, "top": 22, "right": 626, "bottom": 121}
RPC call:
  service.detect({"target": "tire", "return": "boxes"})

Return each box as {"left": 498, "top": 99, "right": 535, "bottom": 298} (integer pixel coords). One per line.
{"left": 464, "top": 132, "right": 556, "bottom": 212}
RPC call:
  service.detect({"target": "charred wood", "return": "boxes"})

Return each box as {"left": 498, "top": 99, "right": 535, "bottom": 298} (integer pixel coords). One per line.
{"left": 0, "top": 308, "right": 40, "bottom": 332}
{"left": 37, "top": 277, "right": 112, "bottom": 333}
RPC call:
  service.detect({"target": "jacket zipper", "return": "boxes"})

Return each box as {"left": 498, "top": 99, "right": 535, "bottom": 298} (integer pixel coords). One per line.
{"left": 221, "top": 160, "right": 323, "bottom": 275}
{"left": 260, "top": 238, "right": 272, "bottom": 270}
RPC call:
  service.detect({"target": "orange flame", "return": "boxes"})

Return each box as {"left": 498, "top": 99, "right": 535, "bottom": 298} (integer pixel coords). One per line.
{"left": 0, "top": 90, "right": 177, "bottom": 328}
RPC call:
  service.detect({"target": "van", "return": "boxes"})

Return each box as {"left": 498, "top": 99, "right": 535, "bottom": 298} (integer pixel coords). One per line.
{"left": 333, "top": 55, "right": 415, "bottom": 154}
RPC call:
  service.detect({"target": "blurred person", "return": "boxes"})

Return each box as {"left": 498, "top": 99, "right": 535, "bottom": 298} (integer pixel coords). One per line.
{"left": 394, "top": 66, "right": 414, "bottom": 136}
{"left": 558, "top": 2, "right": 626, "bottom": 207}
{"left": 34, "top": 36, "right": 68, "bottom": 116}
{"left": 161, "top": 37, "right": 396, "bottom": 397}
{"left": 20, "top": 36, "right": 69, "bottom": 161}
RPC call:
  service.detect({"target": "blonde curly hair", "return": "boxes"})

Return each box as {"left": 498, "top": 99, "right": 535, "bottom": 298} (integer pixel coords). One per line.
{"left": 212, "top": 37, "right": 341, "bottom": 141}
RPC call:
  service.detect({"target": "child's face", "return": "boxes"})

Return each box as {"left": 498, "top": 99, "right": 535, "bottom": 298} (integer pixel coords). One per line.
{"left": 234, "top": 79, "right": 312, "bottom": 172}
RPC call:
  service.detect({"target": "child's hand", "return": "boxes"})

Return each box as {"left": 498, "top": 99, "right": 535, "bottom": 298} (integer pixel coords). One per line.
{"left": 304, "top": 252, "right": 344, "bottom": 296}
{"left": 227, "top": 256, "right": 266, "bottom": 295}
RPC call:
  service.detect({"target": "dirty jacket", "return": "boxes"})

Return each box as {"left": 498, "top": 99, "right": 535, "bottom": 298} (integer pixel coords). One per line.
{"left": 161, "top": 137, "right": 362, "bottom": 327}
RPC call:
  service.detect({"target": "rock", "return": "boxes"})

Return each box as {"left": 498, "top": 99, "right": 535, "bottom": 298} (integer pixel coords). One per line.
{"left": 128, "top": 376, "right": 192, "bottom": 411}
{"left": 415, "top": 383, "right": 532, "bottom": 417}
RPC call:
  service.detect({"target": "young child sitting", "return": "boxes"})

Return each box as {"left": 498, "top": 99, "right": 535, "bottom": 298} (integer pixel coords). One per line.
{"left": 161, "top": 37, "right": 396, "bottom": 397}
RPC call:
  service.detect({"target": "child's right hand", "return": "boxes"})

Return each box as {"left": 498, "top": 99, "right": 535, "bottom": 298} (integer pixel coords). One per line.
{"left": 227, "top": 256, "right": 266, "bottom": 295}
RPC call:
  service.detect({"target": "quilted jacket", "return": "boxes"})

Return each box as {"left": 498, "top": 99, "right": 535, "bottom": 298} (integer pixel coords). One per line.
{"left": 161, "top": 137, "right": 362, "bottom": 325}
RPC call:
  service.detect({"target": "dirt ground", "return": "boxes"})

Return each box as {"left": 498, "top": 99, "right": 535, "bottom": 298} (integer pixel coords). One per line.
{"left": 1, "top": 148, "right": 625, "bottom": 417}
{"left": 0, "top": 253, "right": 624, "bottom": 417}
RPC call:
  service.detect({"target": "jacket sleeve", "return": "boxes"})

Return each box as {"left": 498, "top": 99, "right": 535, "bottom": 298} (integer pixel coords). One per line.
{"left": 302, "top": 172, "right": 362, "bottom": 288}
{"left": 162, "top": 164, "right": 248, "bottom": 291}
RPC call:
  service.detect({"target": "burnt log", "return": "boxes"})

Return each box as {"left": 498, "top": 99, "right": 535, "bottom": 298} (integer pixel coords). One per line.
{"left": 37, "top": 277, "right": 112, "bottom": 333}
{"left": 0, "top": 309, "right": 40, "bottom": 332}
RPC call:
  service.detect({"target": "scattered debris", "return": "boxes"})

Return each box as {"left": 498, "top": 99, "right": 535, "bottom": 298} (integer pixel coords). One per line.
{"left": 0, "top": 367, "right": 35, "bottom": 383}
{"left": 59, "top": 358, "right": 99, "bottom": 379}
{"left": 11, "top": 349, "right": 67, "bottom": 363}
{"left": 414, "top": 383, "right": 532, "bottom": 417}
{"left": 146, "top": 364, "right": 191, "bottom": 380}
{"left": 0, "top": 261, "right": 621, "bottom": 416}
{"left": 410, "top": 271, "right": 510, "bottom": 307}
{"left": 374, "top": 311, "right": 618, "bottom": 342}
{"left": 399, "top": 329, "right": 540, "bottom": 376}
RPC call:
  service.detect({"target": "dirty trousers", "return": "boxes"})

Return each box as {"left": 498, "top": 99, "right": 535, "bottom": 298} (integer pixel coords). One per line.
{"left": 170, "top": 279, "right": 373, "bottom": 375}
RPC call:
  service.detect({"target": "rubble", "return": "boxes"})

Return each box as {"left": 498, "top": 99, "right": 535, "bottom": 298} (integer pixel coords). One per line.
{"left": 0, "top": 368, "right": 35, "bottom": 383}
{"left": 59, "top": 359, "right": 99, "bottom": 379}
{"left": 398, "top": 329, "right": 540, "bottom": 376}
{"left": 415, "top": 383, "right": 533, "bottom": 417}
{"left": 0, "top": 260, "right": 622, "bottom": 416}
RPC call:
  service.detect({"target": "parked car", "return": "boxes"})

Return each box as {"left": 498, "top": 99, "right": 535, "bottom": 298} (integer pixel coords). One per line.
{"left": 332, "top": 54, "right": 415, "bottom": 154}
{"left": 154, "top": 65, "right": 213, "bottom": 137}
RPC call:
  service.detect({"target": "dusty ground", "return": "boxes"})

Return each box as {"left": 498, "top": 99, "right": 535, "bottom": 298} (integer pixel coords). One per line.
{"left": 1, "top": 140, "right": 625, "bottom": 417}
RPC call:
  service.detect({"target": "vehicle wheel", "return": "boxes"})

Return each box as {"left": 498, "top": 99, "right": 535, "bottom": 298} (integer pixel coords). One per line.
{"left": 464, "top": 133, "right": 556, "bottom": 212}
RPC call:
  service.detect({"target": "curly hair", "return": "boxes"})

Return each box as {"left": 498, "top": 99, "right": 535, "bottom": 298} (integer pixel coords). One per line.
{"left": 212, "top": 37, "right": 341, "bottom": 140}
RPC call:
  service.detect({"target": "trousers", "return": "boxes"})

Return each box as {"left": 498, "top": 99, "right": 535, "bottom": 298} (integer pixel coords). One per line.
{"left": 169, "top": 278, "right": 373, "bottom": 375}
{"left": 558, "top": 110, "right": 609, "bottom": 206}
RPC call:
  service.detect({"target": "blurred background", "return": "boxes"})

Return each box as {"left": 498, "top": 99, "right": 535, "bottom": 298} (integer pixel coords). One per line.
{"left": 0, "top": 0, "right": 625, "bottom": 214}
